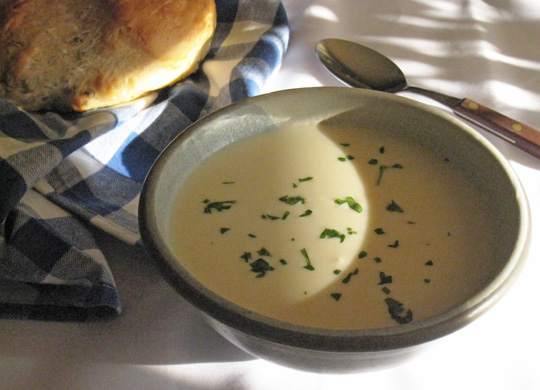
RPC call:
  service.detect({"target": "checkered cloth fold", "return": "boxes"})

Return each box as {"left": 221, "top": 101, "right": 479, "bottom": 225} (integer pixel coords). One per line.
{"left": 0, "top": 0, "right": 289, "bottom": 320}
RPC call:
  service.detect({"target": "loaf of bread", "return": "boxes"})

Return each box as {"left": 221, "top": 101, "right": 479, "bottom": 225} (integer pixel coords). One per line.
{"left": 0, "top": 0, "right": 216, "bottom": 112}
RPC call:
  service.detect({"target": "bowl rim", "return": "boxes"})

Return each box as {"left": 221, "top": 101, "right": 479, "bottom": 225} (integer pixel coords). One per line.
{"left": 139, "top": 87, "right": 530, "bottom": 352}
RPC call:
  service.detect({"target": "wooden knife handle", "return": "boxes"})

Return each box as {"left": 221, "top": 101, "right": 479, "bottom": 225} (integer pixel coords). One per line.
{"left": 453, "top": 98, "right": 540, "bottom": 159}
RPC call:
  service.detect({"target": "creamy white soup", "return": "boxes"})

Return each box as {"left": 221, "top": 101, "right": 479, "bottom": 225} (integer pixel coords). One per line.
{"left": 168, "top": 120, "right": 499, "bottom": 329}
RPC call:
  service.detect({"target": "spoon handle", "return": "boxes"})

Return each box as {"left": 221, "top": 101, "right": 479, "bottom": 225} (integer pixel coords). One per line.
{"left": 453, "top": 98, "right": 540, "bottom": 159}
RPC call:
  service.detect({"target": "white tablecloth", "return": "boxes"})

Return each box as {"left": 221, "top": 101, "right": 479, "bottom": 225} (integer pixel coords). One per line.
{"left": 1, "top": 1, "right": 539, "bottom": 389}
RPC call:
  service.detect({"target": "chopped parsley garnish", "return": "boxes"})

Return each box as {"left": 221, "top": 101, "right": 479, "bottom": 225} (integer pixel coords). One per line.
{"left": 335, "top": 196, "right": 362, "bottom": 213}
{"left": 340, "top": 143, "right": 350, "bottom": 147}
{"left": 248, "top": 233, "right": 257, "bottom": 238}
{"left": 385, "top": 298, "right": 413, "bottom": 324}
{"left": 330, "top": 293, "right": 342, "bottom": 301}
{"left": 376, "top": 164, "right": 403, "bottom": 185}
{"left": 338, "top": 155, "right": 354, "bottom": 162}
{"left": 222, "top": 181, "right": 236, "bottom": 184}
{"left": 376, "top": 165, "right": 388, "bottom": 186}
{"left": 374, "top": 256, "right": 382, "bottom": 263}
{"left": 368, "top": 159, "right": 378, "bottom": 165}
{"left": 250, "top": 258, "right": 274, "bottom": 278}
{"left": 293, "top": 177, "right": 314, "bottom": 188}
{"left": 386, "top": 200, "right": 404, "bottom": 213}
{"left": 358, "top": 251, "right": 368, "bottom": 259}
{"left": 299, "top": 209, "right": 312, "bottom": 217}
{"left": 257, "top": 247, "right": 271, "bottom": 256}
{"left": 262, "top": 214, "right": 280, "bottom": 220}
{"left": 203, "top": 200, "right": 236, "bottom": 214}
{"left": 374, "top": 228, "right": 386, "bottom": 235}
{"left": 300, "top": 248, "right": 315, "bottom": 270}
{"left": 347, "top": 227, "right": 357, "bottom": 235}
{"left": 381, "top": 287, "right": 391, "bottom": 295}
{"left": 378, "top": 272, "right": 393, "bottom": 285}
{"left": 342, "top": 268, "right": 359, "bottom": 284}
{"left": 425, "top": 260, "right": 434, "bottom": 266}
{"left": 424, "top": 279, "right": 431, "bottom": 283}
{"left": 279, "top": 259, "right": 287, "bottom": 265}
{"left": 220, "top": 228, "right": 230, "bottom": 234}
{"left": 388, "top": 240, "right": 399, "bottom": 248}
{"left": 282, "top": 211, "right": 290, "bottom": 220}
{"left": 279, "top": 195, "right": 306, "bottom": 205}
{"left": 320, "top": 228, "right": 346, "bottom": 243}
{"left": 379, "top": 146, "right": 385, "bottom": 154}
{"left": 240, "top": 252, "right": 252, "bottom": 263}
{"left": 333, "top": 269, "right": 342, "bottom": 275}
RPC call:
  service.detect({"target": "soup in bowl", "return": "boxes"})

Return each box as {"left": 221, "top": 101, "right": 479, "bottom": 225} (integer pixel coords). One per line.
{"left": 139, "top": 87, "right": 530, "bottom": 373}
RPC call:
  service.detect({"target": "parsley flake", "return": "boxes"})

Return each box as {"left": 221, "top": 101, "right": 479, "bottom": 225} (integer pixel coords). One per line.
{"left": 388, "top": 240, "right": 399, "bottom": 248}
{"left": 240, "top": 252, "right": 252, "bottom": 263}
{"left": 320, "top": 228, "right": 346, "bottom": 243}
{"left": 299, "top": 209, "right": 313, "bottom": 217}
{"left": 300, "top": 248, "right": 315, "bottom": 270}
{"left": 250, "top": 258, "right": 274, "bottom": 278}
{"left": 335, "top": 196, "right": 362, "bottom": 213}
{"left": 376, "top": 165, "right": 388, "bottom": 186}
{"left": 257, "top": 247, "right": 271, "bottom": 257}
{"left": 378, "top": 272, "right": 393, "bottom": 285}
{"left": 385, "top": 298, "right": 413, "bottom": 324}
{"left": 262, "top": 214, "right": 280, "bottom": 220}
{"left": 203, "top": 200, "right": 236, "bottom": 214}
{"left": 342, "top": 268, "right": 359, "bottom": 284}
{"left": 386, "top": 200, "right": 404, "bottom": 213}
{"left": 279, "top": 195, "right": 306, "bottom": 205}
{"left": 330, "top": 293, "right": 342, "bottom": 301}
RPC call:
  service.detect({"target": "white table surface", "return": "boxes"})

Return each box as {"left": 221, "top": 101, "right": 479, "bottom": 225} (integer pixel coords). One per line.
{"left": 1, "top": 1, "right": 539, "bottom": 389}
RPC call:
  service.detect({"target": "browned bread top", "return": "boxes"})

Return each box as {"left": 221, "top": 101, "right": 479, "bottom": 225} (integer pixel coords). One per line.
{"left": 0, "top": 0, "right": 216, "bottom": 111}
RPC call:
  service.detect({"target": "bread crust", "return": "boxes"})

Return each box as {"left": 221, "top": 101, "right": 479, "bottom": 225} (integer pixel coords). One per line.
{"left": 0, "top": 0, "right": 216, "bottom": 111}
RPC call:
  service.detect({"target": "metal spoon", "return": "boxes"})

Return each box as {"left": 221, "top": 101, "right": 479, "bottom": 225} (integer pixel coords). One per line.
{"left": 316, "top": 38, "right": 540, "bottom": 159}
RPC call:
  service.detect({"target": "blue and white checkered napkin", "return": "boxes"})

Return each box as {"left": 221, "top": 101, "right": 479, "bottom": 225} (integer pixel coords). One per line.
{"left": 0, "top": 0, "right": 289, "bottom": 320}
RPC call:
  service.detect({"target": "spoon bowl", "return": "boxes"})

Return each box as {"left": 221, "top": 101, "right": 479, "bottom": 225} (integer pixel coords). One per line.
{"left": 316, "top": 38, "right": 540, "bottom": 159}
{"left": 316, "top": 39, "right": 407, "bottom": 93}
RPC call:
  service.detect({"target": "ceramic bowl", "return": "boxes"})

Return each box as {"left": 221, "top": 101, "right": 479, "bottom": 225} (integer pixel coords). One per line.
{"left": 139, "top": 87, "right": 530, "bottom": 373}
